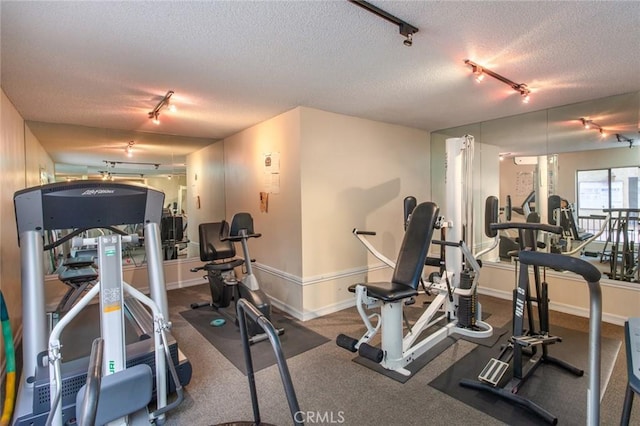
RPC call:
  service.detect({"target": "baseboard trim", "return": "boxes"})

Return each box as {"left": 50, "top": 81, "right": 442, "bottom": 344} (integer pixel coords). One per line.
{"left": 477, "top": 287, "right": 626, "bottom": 326}
{"left": 268, "top": 294, "right": 355, "bottom": 322}
{"left": 254, "top": 262, "right": 388, "bottom": 287}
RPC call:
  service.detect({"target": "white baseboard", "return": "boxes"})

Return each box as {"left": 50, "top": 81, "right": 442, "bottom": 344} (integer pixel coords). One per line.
{"left": 268, "top": 294, "right": 355, "bottom": 322}
{"left": 477, "top": 287, "right": 626, "bottom": 326}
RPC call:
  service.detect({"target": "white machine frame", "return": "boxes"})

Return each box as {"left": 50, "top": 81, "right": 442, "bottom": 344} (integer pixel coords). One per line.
{"left": 47, "top": 234, "right": 173, "bottom": 426}
{"left": 348, "top": 136, "right": 493, "bottom": 376}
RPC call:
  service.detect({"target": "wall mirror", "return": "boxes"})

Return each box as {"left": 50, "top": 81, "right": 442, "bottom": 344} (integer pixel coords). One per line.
{"left": 431, "top": 91, "right": 640, "bottom": 284}
{"left": 24, "top": 122, "right": 217, "bottom": 274}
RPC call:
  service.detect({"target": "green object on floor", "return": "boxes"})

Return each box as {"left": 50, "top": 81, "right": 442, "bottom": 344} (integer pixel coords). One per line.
{"left": 210, "top": 318, "right": 226, "bottom": 327}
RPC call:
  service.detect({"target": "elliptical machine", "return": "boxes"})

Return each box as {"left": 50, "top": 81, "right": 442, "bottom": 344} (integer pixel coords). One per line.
{"left": 191, "top": 212, "right": 284, "bottom": 344}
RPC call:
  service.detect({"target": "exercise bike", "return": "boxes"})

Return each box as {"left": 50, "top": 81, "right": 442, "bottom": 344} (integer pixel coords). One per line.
{"left": 191, "top": 212, "right": 284, "bottom": 344}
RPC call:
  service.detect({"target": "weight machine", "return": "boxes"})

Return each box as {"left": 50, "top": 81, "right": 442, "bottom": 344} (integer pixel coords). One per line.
{"left": 336, "top": 136, "right": 493, "bottom": 376}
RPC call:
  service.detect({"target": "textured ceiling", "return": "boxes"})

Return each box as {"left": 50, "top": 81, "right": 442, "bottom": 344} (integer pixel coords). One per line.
{"left": 1, "top": 1, "right": 639, "bottom": 176}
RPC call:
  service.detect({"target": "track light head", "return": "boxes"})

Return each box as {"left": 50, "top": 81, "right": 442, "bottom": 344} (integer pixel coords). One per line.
{"left": 148, "top": 90, "right": 174, "bottom": 124}
{"left": 403, "top": 32, "right": 413, "bottom": 47}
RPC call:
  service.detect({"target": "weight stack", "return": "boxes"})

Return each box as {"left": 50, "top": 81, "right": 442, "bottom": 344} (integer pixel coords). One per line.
{"left": 457, "top": 270, "right": 476, "bottom": 328}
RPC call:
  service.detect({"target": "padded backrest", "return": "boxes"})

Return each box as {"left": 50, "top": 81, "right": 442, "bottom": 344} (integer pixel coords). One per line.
{"left": 561, "top": 204, "right": 581, "bottom": 239}
{"left": 485, "top": 196, "right": 499, "bottom": 238}
{"left": 548, "top": 195, "right": 562, "bottom": 225}
{"left": 230, "top": 212, "right": 254, "bottom": 237}
{"left": 161, "top": 216, "right": 183, "bottom": 241}
{"left": 198, "top": 222, "right": 236, "bottom": 262}
{"left": 403, "top": 196, "right": 417, "bottom": 231}
{"left": 391, "top": 202, "right": 439, "bottom": 289}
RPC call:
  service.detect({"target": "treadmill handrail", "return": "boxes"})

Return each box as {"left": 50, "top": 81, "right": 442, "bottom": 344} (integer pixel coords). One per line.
{"left": 78, "top": 338, "right": 104, "bottom": 426}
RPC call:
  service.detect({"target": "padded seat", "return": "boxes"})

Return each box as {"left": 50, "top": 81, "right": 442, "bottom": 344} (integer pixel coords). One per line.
{"left": 348, "top": 282, "right": 418, "bottom": 302}
{"left": 348, "top": 201, "right": 439, "bottom": 304}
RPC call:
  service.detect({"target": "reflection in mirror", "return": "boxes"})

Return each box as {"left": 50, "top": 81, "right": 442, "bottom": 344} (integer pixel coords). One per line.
{"left": 432, "top": 91, "right": 640, "bottom": 284}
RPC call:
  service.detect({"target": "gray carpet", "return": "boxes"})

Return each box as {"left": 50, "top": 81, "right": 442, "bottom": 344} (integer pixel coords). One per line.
{"left": 180, "top": 306, "right": 330, "bottom": 375}
{"left": 429, "top": 324, "right": 621, "bottom": 425}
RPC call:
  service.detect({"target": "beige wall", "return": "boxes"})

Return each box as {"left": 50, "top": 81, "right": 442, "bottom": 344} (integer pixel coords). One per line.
{"left": 145, "top": 175, "right": 187, "bottom": 211}
{"left": 299, "top": 108, "right": 430, "bottom": 315}
{"left": 1, "top": 90, "right": 55, "bottom": 363}
{"left": 25, "top": 124, "right": 55, "bottom": 186}
{"left": 185, "top": 141, "right": 226, "bottom": 257}
{"left": 221, "top": 106, "right": 431, "bottom": 318}
{"left": 223, "top": 107, "right": 303, "bottom": 310}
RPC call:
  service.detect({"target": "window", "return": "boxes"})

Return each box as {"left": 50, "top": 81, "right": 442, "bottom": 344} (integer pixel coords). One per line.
{"left": 577, "top": 167, "right": 639, "bottom": 216}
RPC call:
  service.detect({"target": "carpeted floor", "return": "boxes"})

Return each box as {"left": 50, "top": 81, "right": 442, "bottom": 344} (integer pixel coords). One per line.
{"left": 162, "top": 283, "right": 637, "bottom": 425}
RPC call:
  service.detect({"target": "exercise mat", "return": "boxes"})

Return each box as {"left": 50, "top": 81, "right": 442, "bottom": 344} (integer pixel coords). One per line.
{"left": 428, "top": 323, "right": 621, "bottom": 425}
{"left": 180, "top": 307, "right": 330, "bottom": 375}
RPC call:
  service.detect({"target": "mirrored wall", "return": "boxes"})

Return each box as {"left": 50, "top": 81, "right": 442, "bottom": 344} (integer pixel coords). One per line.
{"left": 431, "top": 91, "right": 640, "bottom": 284}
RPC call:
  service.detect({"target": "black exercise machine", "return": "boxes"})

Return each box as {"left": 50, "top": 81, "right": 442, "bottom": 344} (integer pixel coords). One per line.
{"left": 214, "top": 299, "right": 301, "bottom": 426}
{"left": 460, "top": 221, "right": 600, "bottom": 424}
{"left": 191, "top": 213, "right": 283, "bottom": 344}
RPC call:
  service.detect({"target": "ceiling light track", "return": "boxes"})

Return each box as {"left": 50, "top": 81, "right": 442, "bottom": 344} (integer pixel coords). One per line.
{"left": 580, "top": 118, "right": 608, "bottom": 138}
{"left": 615, "top": 133, "right": 635, "bottom": 148}
{"left": 349, "top": 0, "right": 418, "bottom": 46}
{"left": 104, "top": 160, "right": 161, "bottom": 169}
{"left": 148, "top": 90, "right": 175, "bottom": 124}
{"left": 579, "top": 118, "right": 635, "bottom": 147}
{"left": 464, "top": 59, "right": 531, "bottom": 103}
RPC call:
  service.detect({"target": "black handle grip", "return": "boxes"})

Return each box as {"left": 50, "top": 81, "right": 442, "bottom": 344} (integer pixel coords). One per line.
{"left": 432, "top": 240, "right": 461, "bottom": 247}
{"left": 353, "top": 229, "right": 376, "bottom": 236}
{"left": 490, "top": 222, "right": 563, "bottom": 235}
{"left": 518, "top": 251, "right": 601, "bottom": 283}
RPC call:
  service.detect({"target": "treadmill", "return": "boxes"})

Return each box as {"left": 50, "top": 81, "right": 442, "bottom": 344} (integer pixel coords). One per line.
{"left": 12, "top": 181, "right": 192, "bottom": 426}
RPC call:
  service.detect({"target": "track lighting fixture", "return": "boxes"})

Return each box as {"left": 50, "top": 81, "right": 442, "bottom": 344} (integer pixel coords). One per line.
{"left": 148, "top": 90, "right": 175, "bottom": 124}
{"left": 125, "top": 141, "right": 135, "bottom": 157}
{"left": 349, "top": 0, "right": 418, "bottom": 47}
{"left": 615, "top": 133, "right": 635, "bottom": 148}
{"left": 104, "top": 160, "right": 161, "bottom": 169}
{"left": 464, "top": 60, "right": 532, "bottom": 103}
{"left": 579, "top": 118, "right": 635, "bottom": 147}
{"left": 580, "top": 118, "right": 608, "bottom": 139}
